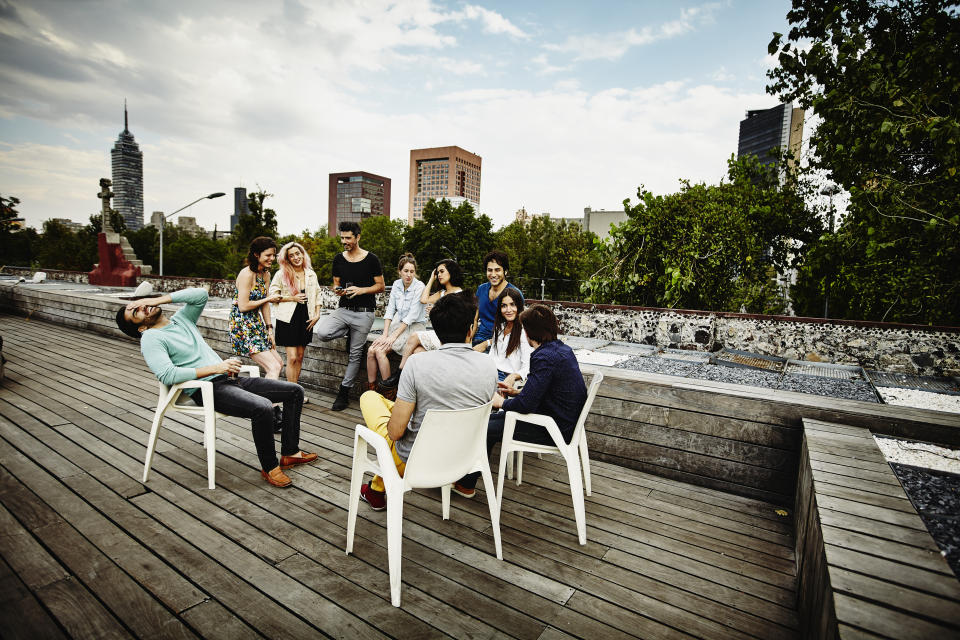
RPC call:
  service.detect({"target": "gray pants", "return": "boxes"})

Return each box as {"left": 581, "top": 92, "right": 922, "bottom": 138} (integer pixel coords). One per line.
{"left": 312, "top": 307, "right": 375, "bottom": 387}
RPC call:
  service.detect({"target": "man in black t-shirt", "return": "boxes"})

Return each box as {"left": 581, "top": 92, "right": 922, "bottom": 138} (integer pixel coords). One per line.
{"left": 314, "top": 221, "right": 385, "bottom": 410}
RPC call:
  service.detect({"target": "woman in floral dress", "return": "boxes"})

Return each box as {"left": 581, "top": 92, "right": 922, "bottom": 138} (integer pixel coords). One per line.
{"left": 230, "top": 236, "right": 283, "bottom": 378}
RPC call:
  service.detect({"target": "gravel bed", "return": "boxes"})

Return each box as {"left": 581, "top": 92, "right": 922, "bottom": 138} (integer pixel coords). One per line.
{"left": 777, "top": 373, "right": 878, "bottom": 403}
{"left": 889, "top": 463, "right": 960, "bottom": 580}
{"left": 613, "top": 355, "right": 785, "bottom": 388}
{"left": 879, "top": 387, "right": 960, "bottom": 415}
{"left": 613, "top": 355, "right": 878, "bottom": 402}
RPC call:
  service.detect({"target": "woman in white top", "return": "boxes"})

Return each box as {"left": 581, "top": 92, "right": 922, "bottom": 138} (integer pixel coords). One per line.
{"left": 474, "top": 288, "right": 532, "bottom": 389}
{"left": 366, "top": 253, "right": 426, "bottom": 395}
{"left": 382, "top": 259, "right": 464, "bottom": 389}
{"left": 269, "top": 242, "right": 322, "bottom": 388}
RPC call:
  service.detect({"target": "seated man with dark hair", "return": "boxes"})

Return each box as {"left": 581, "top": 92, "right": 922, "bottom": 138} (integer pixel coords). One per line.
{"left": 456, "top": 304, "right": 587, "bottom": 496}
{"left": 117, "top": 288, "right": 317, "bottom": 488}
{"left": 358, "top": 292, "right": 497, "bottom": 510}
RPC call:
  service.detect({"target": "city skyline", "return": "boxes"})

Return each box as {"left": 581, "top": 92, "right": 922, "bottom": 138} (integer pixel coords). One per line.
{"left": 0, "top": 1, "right": 795, "bottom": 235}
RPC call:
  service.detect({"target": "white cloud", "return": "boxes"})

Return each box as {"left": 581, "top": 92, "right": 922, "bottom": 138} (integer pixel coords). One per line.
{"left": 530, "top": 53, "right": 571, "bottom": 75}
{"left": 544, "top": 3, "right": 722, "bottom": 61}
{"left": 457, "top": 4, "right": 528, "bottom": 38}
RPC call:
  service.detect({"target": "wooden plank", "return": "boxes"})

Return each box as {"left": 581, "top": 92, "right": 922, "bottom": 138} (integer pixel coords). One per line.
{"left": 823, "top": 544, "right": 960, "bottom": 602}
{"left": 830, "top": 567, "right": 960, "bottom": 628}
{"left": 832, "top": 592, "right": 955, "bottom": 639}
{"left": 0, "top": 502, "right": 129, "bottom": 639}
{"left": 0, "top": 547, "right": 68, "bottom": 640}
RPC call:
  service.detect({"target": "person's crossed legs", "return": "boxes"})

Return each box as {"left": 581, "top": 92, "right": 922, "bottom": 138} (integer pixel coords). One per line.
{"left": 357, "top": 390, "right": 407, "bottom": 509}
{"left": 195, "top": 376, "right": 313, "bottom": 484}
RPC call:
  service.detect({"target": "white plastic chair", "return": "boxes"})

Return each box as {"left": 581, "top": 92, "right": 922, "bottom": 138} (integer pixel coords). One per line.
{"left": 345, "top": 401, "right": 502, "bottom": 607}
{"left": 497, "top": 371, "right": 604, "bottom": 545}
{"left": 142, "top": 366, "right": 260, "bottom": 490}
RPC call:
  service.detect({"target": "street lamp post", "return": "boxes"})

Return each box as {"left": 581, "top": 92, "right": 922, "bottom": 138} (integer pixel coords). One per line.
{"left": 159, "top": 192, "right": 225, "bottom": 276}
{"left": 819, "top": 184, "right": 840, "bottom": 318}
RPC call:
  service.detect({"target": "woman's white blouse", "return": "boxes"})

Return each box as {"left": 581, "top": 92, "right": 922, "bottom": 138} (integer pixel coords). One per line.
{"left": 489, "top": 326, "right": 532, "bottom": 379}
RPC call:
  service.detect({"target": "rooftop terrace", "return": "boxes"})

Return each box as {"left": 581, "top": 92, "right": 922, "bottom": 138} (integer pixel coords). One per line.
{"left": 0, "top": 314, "right": 802, "bottom": 639}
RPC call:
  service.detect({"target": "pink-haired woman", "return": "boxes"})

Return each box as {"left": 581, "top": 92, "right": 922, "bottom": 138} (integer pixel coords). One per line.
{"left": 269, "top": 242, "right": 321, "bottom": 389}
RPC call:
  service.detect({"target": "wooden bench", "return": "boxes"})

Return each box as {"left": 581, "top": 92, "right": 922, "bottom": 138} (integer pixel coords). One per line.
{"left": 796, "top": 418, "right": 960, "bottom": 638}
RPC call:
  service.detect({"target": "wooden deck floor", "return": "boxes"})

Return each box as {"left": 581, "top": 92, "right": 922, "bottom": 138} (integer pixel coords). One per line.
{"left": 0, "top": 313, "right": 799, "bottom": 639}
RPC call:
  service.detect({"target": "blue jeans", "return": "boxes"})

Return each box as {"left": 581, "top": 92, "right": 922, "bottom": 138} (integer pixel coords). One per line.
{"left": 458, "top": 410, "right": 572, "bottom": 490}
{"left": 194, "top": 376, "right": 304, "bottom": 472}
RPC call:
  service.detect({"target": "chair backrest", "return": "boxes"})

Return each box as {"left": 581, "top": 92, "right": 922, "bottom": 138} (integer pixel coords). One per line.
{"left": 570, "top": 371, "right": 604, "bottom": 443}
{"left": 402, "top": 401, "right": 493, "bottom": 489}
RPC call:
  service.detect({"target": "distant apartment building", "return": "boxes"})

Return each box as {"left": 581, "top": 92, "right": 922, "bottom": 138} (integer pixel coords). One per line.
{"left": 552, "top": 207, "right": 628, "bottom": 240}
{"left": 408, "top": 146, "right": 481, "bottom": 224}
{"left": 229, "top": 187, "right": 249, "bottom": 232}
{"left": 149, "top": 211, "right": 207, "bottom": 236}
{"left": 737, "top": 103, "right": 804, "bottom": 174}
{"left": 328, "top": 171, "right": 391, "bottom": 237}
{"left": 48, "top": 218, "right": 84, "bottom": 232}
{"left": 111, "top": 103, "right": 144, "bottom": 231}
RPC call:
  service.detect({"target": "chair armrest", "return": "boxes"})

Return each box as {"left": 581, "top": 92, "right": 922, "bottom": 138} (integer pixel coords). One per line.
{"left": 503, "top": 411, "right": 566, "bottom": 448}
{"left": 176, "top": 379, "right": 210, "bottom": 391}
{"left": 354, "top": 425, "right": 402, "bottom": 484}
{"left": 239, "top": 365, "right": 260, "bottom": 377}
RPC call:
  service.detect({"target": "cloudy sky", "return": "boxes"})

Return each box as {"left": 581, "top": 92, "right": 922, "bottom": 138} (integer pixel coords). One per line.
{"left": 0, "top": 0, "right": 795, "bottom": 235}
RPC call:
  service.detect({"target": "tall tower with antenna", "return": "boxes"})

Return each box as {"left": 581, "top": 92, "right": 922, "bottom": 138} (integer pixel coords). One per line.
{"left": 111, "top": 100, "right": 144, "bottom": 231}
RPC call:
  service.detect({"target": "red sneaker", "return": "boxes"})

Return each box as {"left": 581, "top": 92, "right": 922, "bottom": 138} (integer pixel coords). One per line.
{"left": 360, "top": 482, "right": 386, "bottom": 511}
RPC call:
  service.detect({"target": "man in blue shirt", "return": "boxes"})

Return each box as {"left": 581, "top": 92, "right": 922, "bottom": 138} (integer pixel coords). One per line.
{"left": 472, "top": 250, "right": 523, "bottom": 348}
{"left": 116, "top": 288, "right": 317, "bottom": 488}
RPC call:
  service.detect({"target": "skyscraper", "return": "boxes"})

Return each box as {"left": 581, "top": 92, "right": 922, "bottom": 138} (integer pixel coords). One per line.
{"left": 328, "top": 171, "right": 391, "bottom": 236}
{"left": 408, "top": 146, "right": 481, "bottom": 224}
{"left": 230, "top": 187, "right": 249, "bottom": 232}
{"left": 737, "top": 103, "right": 804, "bottom": 174}
{"left": 111, "top": 103, "right": 144, "bottom": 231}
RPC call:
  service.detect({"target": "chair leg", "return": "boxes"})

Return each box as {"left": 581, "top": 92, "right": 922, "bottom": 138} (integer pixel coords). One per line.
{"left": 204, "top": 409, "right": 217, "bottom": 490}
{"left": 386, "top": 489, "right": 405, "bottom": 607}
{"left": 516, "top": 452, "right": 524, "bottom": 486}
{"left": 142, "top": 406, "right": 167, "bottom": 483}
{"left": 564, "top": 450, "right": 587, "bottom": 545}
{"left": 579, "top": 431, "right": 592, "bottom": 496}
{"left": 480, "top": 465, "right": 503, "bottom": 560}
{"left": 441, "top": 484, "right": 451, "bottom": 520}
{"left": 496, "top": 444, "right": 511, "bottom": 511}
{"left": 345, "top": 434, "right": 366, "bottom": 554}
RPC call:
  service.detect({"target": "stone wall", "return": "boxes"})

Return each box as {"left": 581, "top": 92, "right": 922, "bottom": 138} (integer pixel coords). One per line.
{"left": 3, "top": 267, "right": 958, "bottom": 375}
{"left": 539, "top": 301, "right": 960, "bottom": 376}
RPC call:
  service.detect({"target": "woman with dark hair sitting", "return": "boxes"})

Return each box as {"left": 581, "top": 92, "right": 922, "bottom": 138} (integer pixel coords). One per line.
{"left": 474, "top": 288, "right": 532, "bottom": 389}
{"left": 381, "top": 258, "right": 463, "bottom": 388}
{"left": 454, "top": 304, "right": 586, "bottom": 497}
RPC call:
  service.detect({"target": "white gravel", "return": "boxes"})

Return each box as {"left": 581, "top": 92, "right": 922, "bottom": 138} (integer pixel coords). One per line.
{"left": 878, "top": 387, "right": 960, "bottom": 415}
{"left": 874, "top": 436, "right": 960, "bottom": 475}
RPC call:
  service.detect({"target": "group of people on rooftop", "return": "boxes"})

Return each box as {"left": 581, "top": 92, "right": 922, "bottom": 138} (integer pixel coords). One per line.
{"left": 115, "top": 221, "right": 588, "bottom": 500}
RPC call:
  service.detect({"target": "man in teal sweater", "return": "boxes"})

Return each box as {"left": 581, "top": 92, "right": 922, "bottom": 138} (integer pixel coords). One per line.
{"left": 117, "top": 288, "right": 317, "bottom": 488}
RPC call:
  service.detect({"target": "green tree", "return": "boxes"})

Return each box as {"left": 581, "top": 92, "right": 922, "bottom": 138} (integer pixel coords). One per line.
{"left": 769, "top": 0, "right": 960, "bottom": 323}
{"left": 583, "top": 155, "right": 818, "bottom": 312}
{"left": 361, "top": 215, "right": 407, "bottom": 275}
{"left": 35, "top": 220, "right": 94, "bottom": 271}
{"left": 297, "top": 227, "right": 343, "bottom": 283}
{"left": 163, "top": 233, "right": 233, "bottom": 279}
{"left": 125, "top": 224, "right": 161, "bottom": 270}
{"left": 0, "top": 194, "right": 38, "bottom": 267}
{"left": 403, "top": 199, "right": 494, "bottom": 290}
{"left": 494, "top": 217, "right": 604, "bottom": 300}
